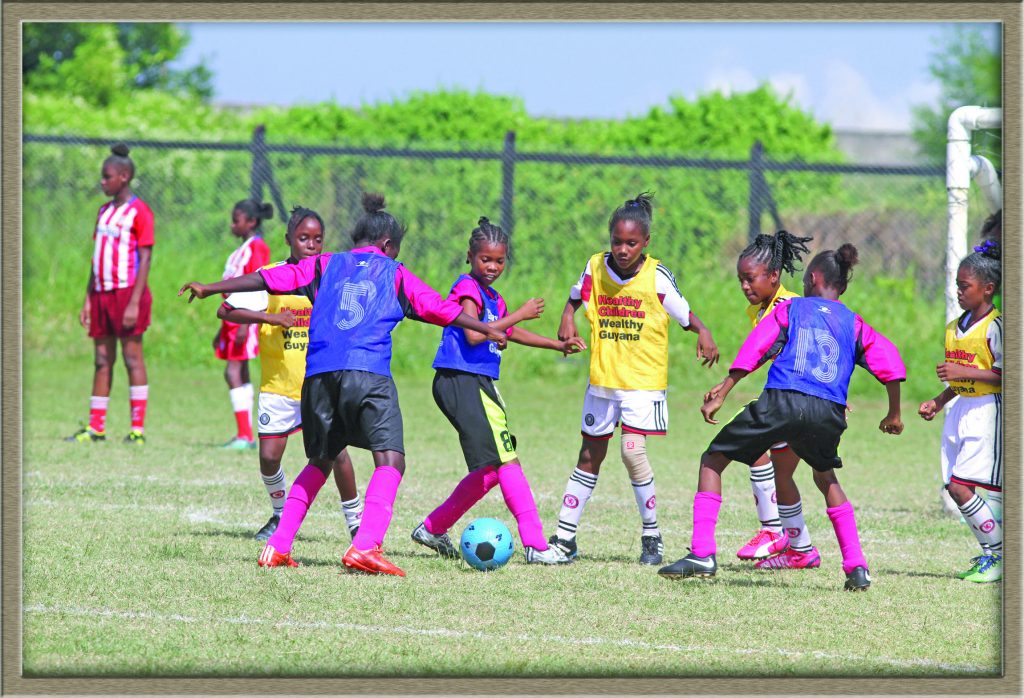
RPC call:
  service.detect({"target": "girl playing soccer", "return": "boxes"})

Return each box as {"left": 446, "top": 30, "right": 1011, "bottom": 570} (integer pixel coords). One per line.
{"left": 730, "top": 230, "right": 822, "bottom": 570}
{"left": 180, "top": 193, "right": 508, "bottom": 577}
{"left": 919, "top": 240, "right": 1002, "bottom": 583}
{"left": 67, "top": 144, "right": 154, "bottom": 445}
{"left": 552, "top": 192, "right": 719, "bottom": 565}
{"left": 659, "top": 244, "right": 905, "bottom": 591}
{"left": 410, "top": 217, "right": 586, "bottom": 566}
{"left": 217, "top": 206, "right": 364, "bottom": 543}
{"left": 216, "top": 199, "right": 273, "bottom": 449}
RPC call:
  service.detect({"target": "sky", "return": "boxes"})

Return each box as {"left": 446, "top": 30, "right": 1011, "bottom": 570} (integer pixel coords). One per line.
{"left": 172, "top": 22, "right": 1001, "bottom": 133}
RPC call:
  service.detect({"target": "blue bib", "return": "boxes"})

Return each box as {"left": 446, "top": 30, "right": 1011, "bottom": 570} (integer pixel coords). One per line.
{"left": 305, "top": 252, "right": 403, "bottom": 378}
{"left": 432, "top": 275, "right": 503, "bottom": 380}
{"left": 765, "top": 297, "right": 857, "bottom": 405}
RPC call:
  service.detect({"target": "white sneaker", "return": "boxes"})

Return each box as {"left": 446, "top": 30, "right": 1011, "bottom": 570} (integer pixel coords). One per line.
{"left": 525, "top": 545, "right": 574, "bottom": 565}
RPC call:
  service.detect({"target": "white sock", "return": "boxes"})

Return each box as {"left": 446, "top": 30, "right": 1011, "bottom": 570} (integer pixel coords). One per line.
{"left": 556, "top": 468, "right": 598, "bottom": 541}
{"left": 341, "top": 495, "right": 363, "bottom": 534}
{"left": 749, "top": 462, "right": 782, "bottom": 532}
{"left": 778, "top": 500, "right": 813, "bottom": 553}
{"left": 959, "top": 494, "right": 1002, "bottom": 555}
{"left": 985, "top": 490, "right": 1003, "bottom": 522}
{"left": 229, "top": 386, "right": 250, "bottom": 414}
{"left": 261, "top": 466, "right": 287, "bottom": 516}
{"left": 631, "top": 476, "right": 659, "bottom": 538}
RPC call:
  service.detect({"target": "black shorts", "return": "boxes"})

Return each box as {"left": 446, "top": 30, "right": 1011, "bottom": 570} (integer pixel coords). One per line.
{"left": 707, "top": 389, "right": 847, "bottom": 471}
{"left": 432, "top": 369, "right": 518, "bottom": 471}
{"left": 300, "top": 370, "right": 404, "bottom": 460}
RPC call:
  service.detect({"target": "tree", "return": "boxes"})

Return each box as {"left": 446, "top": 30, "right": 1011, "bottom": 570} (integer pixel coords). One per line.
{"left": 911, "top": 26, "right": 1001, "bottom": 165}
{"left": 23, "top": 22, "right": 212, "bottom": 104}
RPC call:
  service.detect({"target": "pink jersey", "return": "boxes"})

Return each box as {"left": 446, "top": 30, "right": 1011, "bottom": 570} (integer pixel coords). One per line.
{"left": 91, "top": 197, "right": 155, "bottom": 292}
{"left": 731, "top": 299, "right": 906, "bottom": 385}
{"left": 223, "top": 236, "right": 271, "bottom": 281}
{"left": 258, "top": 246, "right": 462, "bottom": 327}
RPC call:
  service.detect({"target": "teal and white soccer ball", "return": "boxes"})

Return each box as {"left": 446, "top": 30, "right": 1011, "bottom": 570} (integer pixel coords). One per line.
{"left": 460, "top": 518, "right": 515, "bottom": 571}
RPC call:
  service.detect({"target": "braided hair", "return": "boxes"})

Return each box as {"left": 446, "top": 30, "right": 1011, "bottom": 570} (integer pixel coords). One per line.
{"left": 738, "top": 229, "right": 813, "bottom": 275}
{"left": 467, "top": 216, "right": 509, "bottom": 260}
{"left": 351, "top": 193, "right": 406, "bottom": 247}
{"left": 961, "top": 239, "right": 1001, "bottom": 290}
{"left": 608, "top": 191, "right": 654, "bottom": 237}
{"left": 286, "top": 206, "right": 325, "bottom": 239}
{"left": 105, "top": 142, "right": 135, "bottom": 179}
{"left": 807, "top": 244, "right": 859, "bottom": 294}
{"left": 233, "top": 199, "right": 274, "bottom": 232}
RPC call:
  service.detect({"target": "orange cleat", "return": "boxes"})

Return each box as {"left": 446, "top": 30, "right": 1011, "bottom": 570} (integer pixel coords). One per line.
{"left": 342, "top": 544, "right": 406, "bottom": 577}
{"left": 258, "top": 543, "right": 299, "bottom": 568}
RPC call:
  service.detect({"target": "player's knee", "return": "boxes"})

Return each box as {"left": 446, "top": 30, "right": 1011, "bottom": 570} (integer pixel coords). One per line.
{"left": 621, "top": 433, "right": 652, "bottom": 481}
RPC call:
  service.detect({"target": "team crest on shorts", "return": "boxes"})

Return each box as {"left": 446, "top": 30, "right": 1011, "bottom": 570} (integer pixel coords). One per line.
{"left": 259, "top": 413, "right": 271, "bottom": 425}
{"left": 584, "top": 414, "right": 595, "bottom": 426}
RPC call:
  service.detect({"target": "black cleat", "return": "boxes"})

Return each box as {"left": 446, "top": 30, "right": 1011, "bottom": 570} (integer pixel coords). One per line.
{"left": 65, "top": 427, "right": 106, "bottom": 443}
{"left": 658, "top": 550, "right": 717, "bottom": 579}
{"left": 548, "top": 534, "right": 578, "bottom": 560}
{"left": 640, "top": 534, "right": 664, "bottom": 565}
{"left": 844, "top": 566, "right": 871, "bottom": 592}
{"left": 255, "top": 514, "right": 280, "bottom": 542}
{"left": 411, "top": 522, "right": 460, "bottom": 559}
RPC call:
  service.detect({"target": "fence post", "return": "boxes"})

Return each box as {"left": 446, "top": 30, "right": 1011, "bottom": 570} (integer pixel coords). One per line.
{"left": 747, "top": 140, "right": 764, "bottom": 241}
{"left": 250, "top": 124, "right": 266, "bottom": 202}
{"left": 501, "top": 130, "right": 516, "bottom": 237}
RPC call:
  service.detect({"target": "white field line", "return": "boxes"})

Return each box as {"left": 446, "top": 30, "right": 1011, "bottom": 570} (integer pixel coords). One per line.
{"left": 24, "top": 602, "right": 992, "bottom": 674}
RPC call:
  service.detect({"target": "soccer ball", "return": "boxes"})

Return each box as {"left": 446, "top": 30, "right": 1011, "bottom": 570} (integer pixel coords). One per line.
{"left": 460, "top": 518, "right": 515, "bottom": 571}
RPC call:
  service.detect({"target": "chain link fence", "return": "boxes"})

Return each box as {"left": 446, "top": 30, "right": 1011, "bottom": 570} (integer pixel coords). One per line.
{"left": 24, "top": 129, "right": 997, "bottom": 300}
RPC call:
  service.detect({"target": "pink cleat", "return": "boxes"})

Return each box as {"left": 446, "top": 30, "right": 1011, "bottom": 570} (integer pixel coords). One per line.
{"left": 755, "top": 547, "right": 821, "bottom": 570}
{"left": 736, "top": 528, "right": 788, "bottom": 560}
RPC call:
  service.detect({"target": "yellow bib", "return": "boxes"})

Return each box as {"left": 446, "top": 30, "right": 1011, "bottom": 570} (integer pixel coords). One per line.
{"left": 745, "top": 283, "right": 799, "bottom": 329}
{"left": 259, "top": 291, "right": 313, "bottom": 401}
{"left": 584, "top": 253, "right": 669, "bottom": 390}
{"left": 944, "top": 309, "right": 1001, "bottom": 397}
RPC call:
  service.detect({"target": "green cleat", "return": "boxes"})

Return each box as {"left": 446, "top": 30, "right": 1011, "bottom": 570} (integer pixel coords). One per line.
{"left": 957, "top": 556, "right": 984, "bottom": 580}
{"left": 221, "top": 437, "right": 255, "bottom": 450}
{"left": 65, "top": 427, "right": 106, "bottom": 443}
{"left": 123, "top": 430, "right": 145, "bottom": 445}
{"left": 964, "top": 554, "right": 1002, "bottom": 583}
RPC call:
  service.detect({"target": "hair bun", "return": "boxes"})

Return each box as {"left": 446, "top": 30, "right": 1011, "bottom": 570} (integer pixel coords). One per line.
{"left": 259, "top": 203, "right": 274, "bottom": 219}
{"left": 477, "top": 216, "right": 491, "bottom": 227}
{"left": 975, "top": 239, "right": 1002, "bottom": 260}
{"left": 835, "top": 243, "right": 859, "bottom": 269}
{"left": 111, "top": 143, "right": 130, "bottom": 157}
{"left": 362, "top": 192, "right": 386, "bottom": 214}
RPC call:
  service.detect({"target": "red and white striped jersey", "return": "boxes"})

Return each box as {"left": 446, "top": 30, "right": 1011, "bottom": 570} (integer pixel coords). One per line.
{"left": 91, "top": 196, "right": 155, "bottom": 292}
{"left": 222, "top": 236, "right": 271, "bottom": 282}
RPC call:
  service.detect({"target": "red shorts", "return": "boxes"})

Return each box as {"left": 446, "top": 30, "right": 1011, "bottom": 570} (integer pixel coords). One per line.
{"left": 88, "top": 286, "right": 152, "bottom": 338}
{"left": 215, "top": 320, "right": 260, "bottom": 361}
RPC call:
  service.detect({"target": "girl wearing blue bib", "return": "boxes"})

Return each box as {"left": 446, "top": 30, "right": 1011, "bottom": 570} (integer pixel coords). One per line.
{"left": 412, "top": 217, "right": 585, "bottom": 566}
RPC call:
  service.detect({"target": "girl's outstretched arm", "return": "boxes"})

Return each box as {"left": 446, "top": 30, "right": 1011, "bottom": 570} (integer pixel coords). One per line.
{"left": 451, "top": 312, "right": 508, "bottom": 349}
{"left": 461, "top": 297, "right": 544, "bottom": 345}
{"left": 701, "top": 369, "right": 749, "bottom": 424}
{"left": 919, "top": 387, "right": 957, "bottom": 421}
{"left": 179, "top": 272, "right": 269, "bottom": 302}
{"left": 558, "top": 298, "right": 582, "bottom": 341}
{"left": 218, "top": 305, "right": 295, "bottom": 328}
{"left": 509, "top": 326, "right": 586, "bottom": 355}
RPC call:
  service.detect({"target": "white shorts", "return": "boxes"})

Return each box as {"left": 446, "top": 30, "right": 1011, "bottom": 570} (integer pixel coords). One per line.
{"left": 942, "top": 394, "right": 1002, "bottom": 491}
{"left": 581, "top": 384, "right": 667, "bottom": 439}
{"left": 257, "top": 392, "right": 302, "bottom": 439}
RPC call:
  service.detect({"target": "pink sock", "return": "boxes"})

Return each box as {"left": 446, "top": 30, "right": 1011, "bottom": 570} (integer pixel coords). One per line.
{"left": 424, "top": 466, "right": 498, "bottom": 535}
{"left": 691, "top": 491, "right": 723, "bottom": 557}
{"left": 497, "top": 463, "right": 547, "bottom": 550}
{"left": 827, "top": 500, "right": 868, "bottom": 574}
{"left": 267, "top": 465, "right": 327, "bottom": 554}
{"left": 352, "top": 465, "right": 403, "bottom": 550}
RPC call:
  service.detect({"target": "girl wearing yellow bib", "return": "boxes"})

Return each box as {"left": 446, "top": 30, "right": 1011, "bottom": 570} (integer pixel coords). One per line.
{"left": 919, "top": 240, "right": 1003, "bottom": 583}
{"left": 552, "top": 192, "right": 719, "bottom": 565}
{"left": 220, "top": 207, "right": 363, "bottom": 543}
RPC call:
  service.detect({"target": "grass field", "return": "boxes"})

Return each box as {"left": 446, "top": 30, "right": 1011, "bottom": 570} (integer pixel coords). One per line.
{"left": 22, "top": 357, "right": 1001, "bottom": 678}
